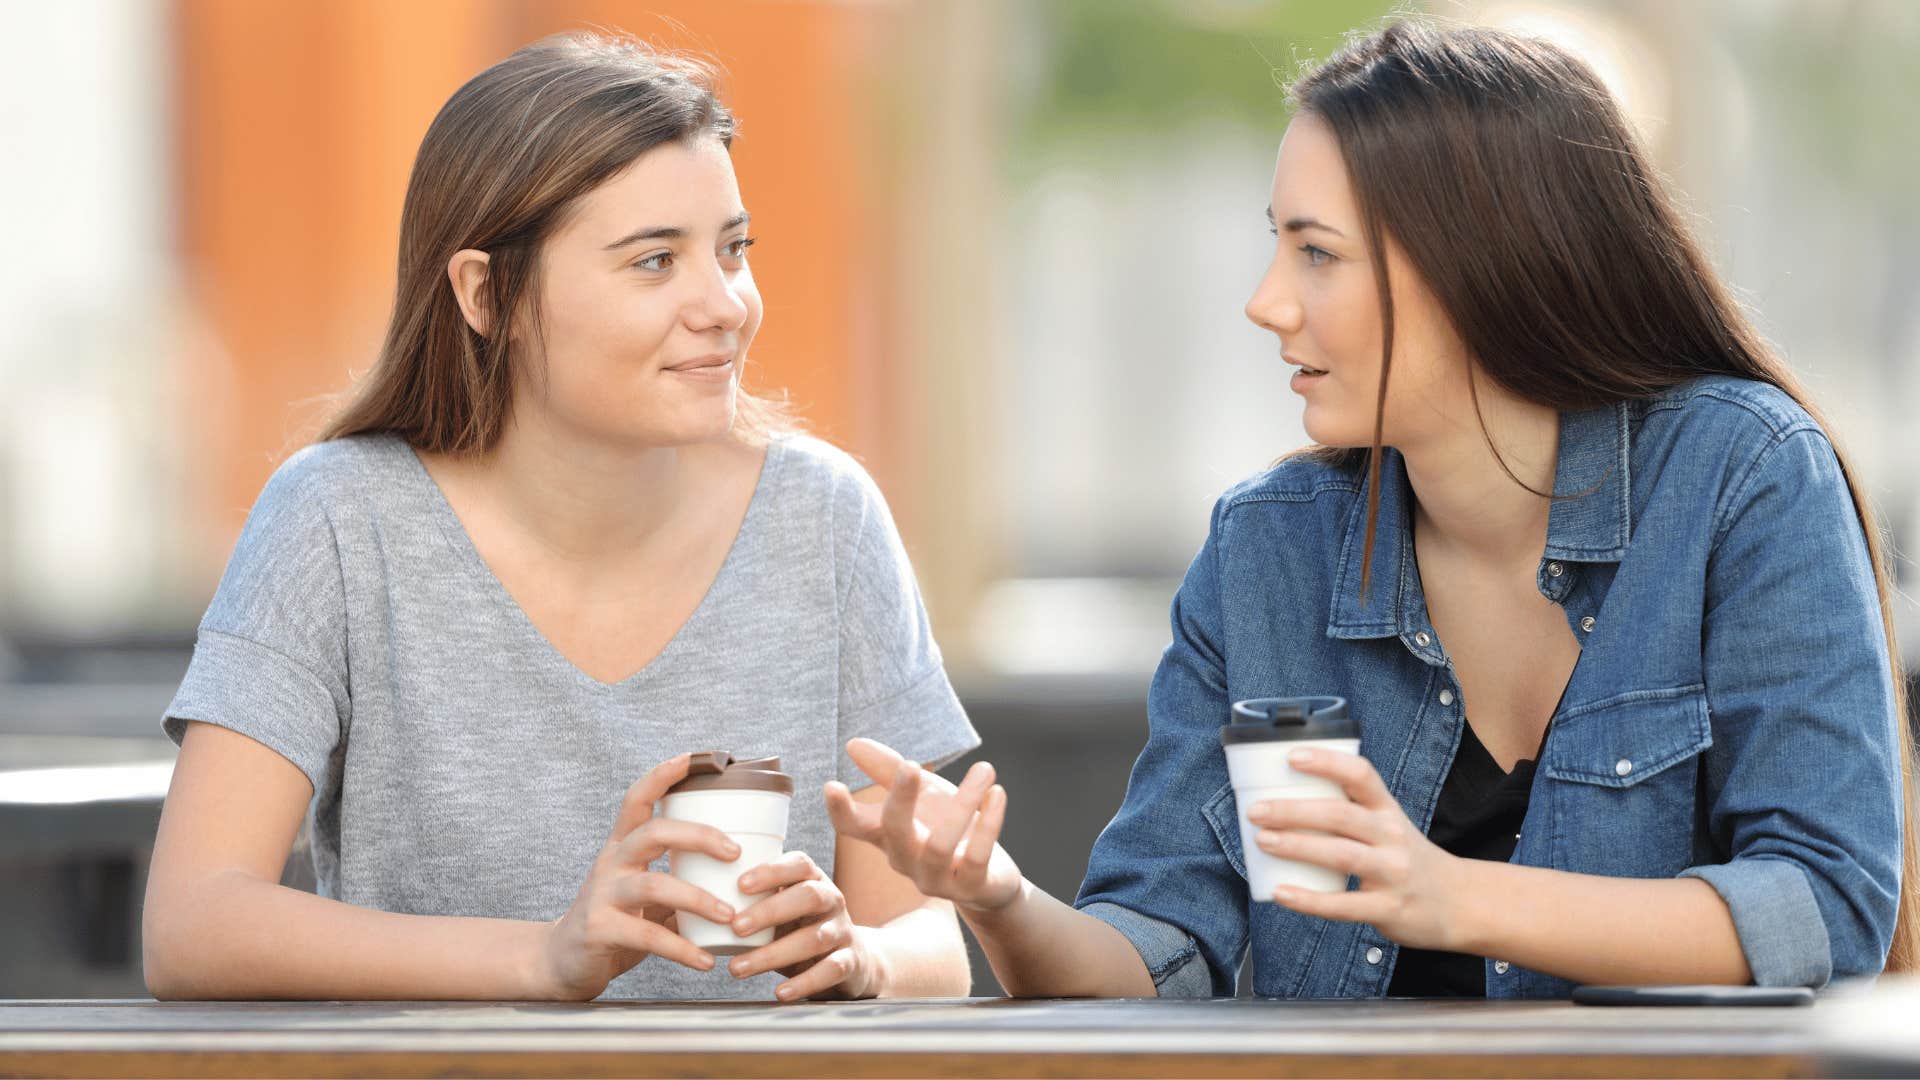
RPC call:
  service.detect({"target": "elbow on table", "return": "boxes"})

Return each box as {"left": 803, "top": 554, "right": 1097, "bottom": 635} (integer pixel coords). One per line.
{"left": 141, "top": 881, "right": 238, "bottom": 1001}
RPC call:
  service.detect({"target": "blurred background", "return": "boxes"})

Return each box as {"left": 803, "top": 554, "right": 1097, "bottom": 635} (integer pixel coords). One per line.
{"left": 2, "top": 0, "right": 1916, "bottom": 998}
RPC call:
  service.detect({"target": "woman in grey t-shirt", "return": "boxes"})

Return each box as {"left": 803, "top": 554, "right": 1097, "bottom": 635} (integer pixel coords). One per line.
{"left": 142, "top": 32, "right": 978, "bottom": 1004}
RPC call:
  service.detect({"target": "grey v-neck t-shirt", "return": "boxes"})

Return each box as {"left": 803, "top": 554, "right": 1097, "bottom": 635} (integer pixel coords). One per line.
{"left": 161, "top": 431, "right": 979, "bottom": 1001}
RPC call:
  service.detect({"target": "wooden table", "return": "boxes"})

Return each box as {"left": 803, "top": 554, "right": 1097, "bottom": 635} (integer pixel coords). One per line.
{"left": 5, "top": 994, "right": 1916, "bottom": 1078}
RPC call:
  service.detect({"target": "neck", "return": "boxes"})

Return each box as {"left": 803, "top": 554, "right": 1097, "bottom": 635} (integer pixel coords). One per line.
{"left": 1399, "top": 391, "right": 1561, "bottom": 570}
{"left": 468, "top": 411, "right": 714, "bottom": 565}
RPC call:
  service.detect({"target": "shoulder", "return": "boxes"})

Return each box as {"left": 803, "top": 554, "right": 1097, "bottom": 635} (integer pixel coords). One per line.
{"left": 1636, "top": 375, "right": 1848, "bottom": 537}
{"left": 1640, "top": 375, "right": 1826, "bottom": 450}
{"left": 763, "top": 432, "right": 892, "bottom": 527}
{"left": 259, "top": 433, "right": 411, "bottom": 513}
{"left": 228, "top": 434, "right": 416, "bottom": 571}
{"left": 1213, "top": 446, "right": 1367, "bottom": 528}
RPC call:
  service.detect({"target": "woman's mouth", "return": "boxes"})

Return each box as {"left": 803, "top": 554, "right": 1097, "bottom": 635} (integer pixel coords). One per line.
{"left": 665, "top": 355, "right": 736, "bottom": 383}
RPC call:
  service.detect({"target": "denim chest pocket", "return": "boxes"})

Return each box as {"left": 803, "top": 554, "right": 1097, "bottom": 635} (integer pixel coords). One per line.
{"left": 1541, "top": 684, "right": 1712, "bottom": 876}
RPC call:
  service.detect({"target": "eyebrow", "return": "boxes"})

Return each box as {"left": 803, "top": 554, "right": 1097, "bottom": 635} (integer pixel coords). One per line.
{"left": 1265, "top": 207, "right": 1346, "bottom": 238}
{"left": 604, "top": 212, "right": 751, "bottom": 250}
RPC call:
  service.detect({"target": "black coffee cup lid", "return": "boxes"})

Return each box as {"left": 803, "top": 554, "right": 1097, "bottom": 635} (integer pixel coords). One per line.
{"left": 1221, "top": 697, "right": 1357, "bottom": 745}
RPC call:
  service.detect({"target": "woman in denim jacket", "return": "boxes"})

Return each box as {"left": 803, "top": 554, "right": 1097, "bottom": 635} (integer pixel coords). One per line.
{"left": 830, "top": 19, "right": 1917, "bottom": 998}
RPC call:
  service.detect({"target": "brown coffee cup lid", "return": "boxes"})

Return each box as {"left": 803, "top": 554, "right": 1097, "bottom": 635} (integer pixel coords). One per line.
{"left": 665, "top": 751, "right": 795, "bottom": 796}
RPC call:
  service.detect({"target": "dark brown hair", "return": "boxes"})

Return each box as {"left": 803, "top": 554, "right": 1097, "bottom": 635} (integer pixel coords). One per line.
{"left": 1288, "top": 18, "right": 1917, "bottom": 974}
{"left": 319, "top": 30, "right": 794, "bottom": 452}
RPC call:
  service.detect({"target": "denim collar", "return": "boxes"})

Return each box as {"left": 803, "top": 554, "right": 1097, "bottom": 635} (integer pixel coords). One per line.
{"left": 1326, "top": 401, "right": 1633, "bottom": 639}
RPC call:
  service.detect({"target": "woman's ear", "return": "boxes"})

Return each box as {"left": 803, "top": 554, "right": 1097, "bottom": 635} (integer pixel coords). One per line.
{"left": 446, "top": 249, "right": 493, "bottom": 336}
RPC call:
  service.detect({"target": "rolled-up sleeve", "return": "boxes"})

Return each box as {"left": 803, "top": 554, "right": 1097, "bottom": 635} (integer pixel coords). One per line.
{"left": 1074, "top": 497, "right": 1248, "bottom": 997}
{"left": 1688, "top": 427, "right": 1905, "bottom": 987}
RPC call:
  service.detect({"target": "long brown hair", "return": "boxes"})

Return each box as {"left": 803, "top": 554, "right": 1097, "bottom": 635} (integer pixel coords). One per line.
{"left": 319, "top": 30, "right": 794, "bottom": 452}
{"left": 1287, "top": 18, "right": 1918, "bottom": 974}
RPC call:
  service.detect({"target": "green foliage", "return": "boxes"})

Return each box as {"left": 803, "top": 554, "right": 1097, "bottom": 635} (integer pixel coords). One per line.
{"left": 1012, "top": 0, "right": 1408, "bottom": 150}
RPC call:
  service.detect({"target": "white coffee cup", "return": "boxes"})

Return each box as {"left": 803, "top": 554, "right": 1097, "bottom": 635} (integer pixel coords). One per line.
{"left": 660, "top": 753, "right": 794, "bottom": 956}
{"left": 1221, "top": 697, "right": 1361, "bottom": 900}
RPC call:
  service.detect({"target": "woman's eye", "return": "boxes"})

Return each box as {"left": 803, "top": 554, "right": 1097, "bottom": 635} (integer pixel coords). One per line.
{"left": 1299, "top": 243, "right": 1333, "bottom": 267}
{"left": 636, "top": 251, "right": 673, "bottom": 272}
{"left": 723, "top": 236, "right": 757, "bottom": 259}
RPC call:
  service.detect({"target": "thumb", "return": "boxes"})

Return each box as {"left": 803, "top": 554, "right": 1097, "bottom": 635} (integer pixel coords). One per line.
{"left": 610, "top": 753, "right": 692, "bottom": 842}
{"left": 824, "top": 779, "right": 882, "bottom": 842}
{"left": 844, "top": 738, "right": 908, "bottom": 788}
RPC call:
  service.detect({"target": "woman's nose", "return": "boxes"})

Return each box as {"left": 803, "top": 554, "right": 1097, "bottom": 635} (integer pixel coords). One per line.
{"left": 688, "top": 262, "right": 750, "bottom": 333}
{"left": 1244, "top": 264, "right": 1302, "bottom": 335}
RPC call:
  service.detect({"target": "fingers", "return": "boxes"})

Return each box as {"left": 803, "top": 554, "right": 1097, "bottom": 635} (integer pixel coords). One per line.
{"left": 959, "top": 784, "right": 1007, "bottom": 876}
{"left": 879, "top": 762, "right": 928, "bottom": 861}
{"left": 824, "top": 780, "right": 883, "bottom": 843}
{"left": 1271, "top": 882, "right": 1389, "bottom": 926}
{"left": 609, "top": 753, "right": 692, "bottom": 842}
{"left": 774, "top": 946, "right": 859, "bottom": 1002}
{"left": 1248, "top": 797, "right": 1380, "bottom": 843}
{"left": 733, "top": 851, "right": 825, "bottom": 908}
{"left": 731, "top": 875, "right": 838, "bottom": 944}
{"left": 607, "top": 871, "right": 737, "bottom": 927}
{"left": 1290, "top": 747, "right": 1394, "bottom": 810}
{"left": 729, "top": 906, "right": 853, "bottom": 980}
{"left": 844, "top": 738, "right": 908, "bottom": 788}
{"left": 1256, "top": 829, "right": 1373, "bottom": 879}
{"left": 593, "top": 907, "right": 717, "bottom": 972}
{"left": 924, "top": 761, "right": 995, "bottom": 864}
{"left": 617, "top": 817, "right": 742, "bottom": 866}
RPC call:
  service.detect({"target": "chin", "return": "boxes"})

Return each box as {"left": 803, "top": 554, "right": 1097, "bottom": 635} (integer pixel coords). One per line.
{"left": 1301, "top": 410, "right": 1371, "bottom": 450}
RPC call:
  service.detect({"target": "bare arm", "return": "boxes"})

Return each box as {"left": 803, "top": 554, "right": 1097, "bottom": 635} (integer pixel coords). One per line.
{"left": 144, "top": 723, "right": 737, "bottom": 1000}
{"left": 825, "top": 739, "right": 1155, "bottom": 998}
{"left": 1448, "top": 863, "right": 1749, "bottom": 985}
{"left": 143, "top": 722, "right": 554, "bottom": 999}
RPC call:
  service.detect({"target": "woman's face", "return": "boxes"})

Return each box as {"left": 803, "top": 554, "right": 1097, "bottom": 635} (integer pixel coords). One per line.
{"left": 1244, "top": 112, "right": 1471, "bottom": 451}
{"left": 517, "top": 136, "right": 762, "bottom": 448}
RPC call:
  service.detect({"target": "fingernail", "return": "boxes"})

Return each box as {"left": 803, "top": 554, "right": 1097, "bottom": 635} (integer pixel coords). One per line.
{"left": 731, "top": 958, "right": 749, "bottom": 976}
{"left": 776, "top": 985, "right": 795, "bottom": 1001}
{"left": 715, "top": 905, "right": 735, "bottom": 921}
{"left": 1289, "top": 749, "right": 1315, "bottom": 765}
{"left": 739, "top": 874, "right": 757, "bottom": 890}
{"left": 733, "top": 918, "right": 752, "bottom": 934}
{"left": 698, "top": 952, "right": 716, "bottom": 969}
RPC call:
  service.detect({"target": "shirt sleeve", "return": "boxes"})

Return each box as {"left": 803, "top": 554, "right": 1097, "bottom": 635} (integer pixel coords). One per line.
{"left": 1074, "top": 495, "right": 1246, "bottom": 997}
{"left": 832, "top": 462, "right": 979, "bottom": 788}
{"left": 161, "top": 447, "right": 351, "bottom": 796}
{"left": 1679, "top": 427, "right": 1905, "bottom": 987}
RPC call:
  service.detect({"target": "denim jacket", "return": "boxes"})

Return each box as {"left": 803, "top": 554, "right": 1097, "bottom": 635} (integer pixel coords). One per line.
{"left": 1075, "top": 375, "right": 1904, "bottom": 998}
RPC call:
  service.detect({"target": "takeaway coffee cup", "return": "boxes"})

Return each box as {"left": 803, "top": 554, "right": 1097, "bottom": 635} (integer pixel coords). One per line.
{"left": 661, "top": 752, "right": 795, "bottom": 956}
{"left": 1221, "top": 696, "right": 1361, "bottom": 900}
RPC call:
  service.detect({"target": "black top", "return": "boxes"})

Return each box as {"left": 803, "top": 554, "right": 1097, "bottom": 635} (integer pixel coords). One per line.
{"left": 1384, "top": 699, "right": 1560, "bottom": 998}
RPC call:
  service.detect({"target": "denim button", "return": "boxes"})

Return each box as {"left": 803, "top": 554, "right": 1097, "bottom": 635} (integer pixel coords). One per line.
{"left": 1547, "top": 561, "right": 1565, "bottom": 578}
{"left": 1414, "top": 631, "right": 1432, "bottom": 647}
{"left": 1580, "top": 616, "right": 1596, "bottom": 633}
{"left": 1494, "top": 960, "right": 1510, "bottom": 974}
{"left": 1365, "top": 947, "right": 1383, "bottom": 965}
{"left": 1438, "top": 689, "right": 1455, "bottom": 706}
{"left": 1615, "top": 758, "right": 1633, "bottom": 777}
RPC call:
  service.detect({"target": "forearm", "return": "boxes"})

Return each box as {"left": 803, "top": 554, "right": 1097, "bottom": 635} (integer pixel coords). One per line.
{"left": 145, "top": 869, "right": 553, "bottom": 1000}
{"left": 1449, "top": 860, "right": 1751, "bottom": 985}
{"left": 860, "top": 899, "right": 973, "bottom": 998}
{"left": 960, "top": 879, "right": 1157, "bottom": 998}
